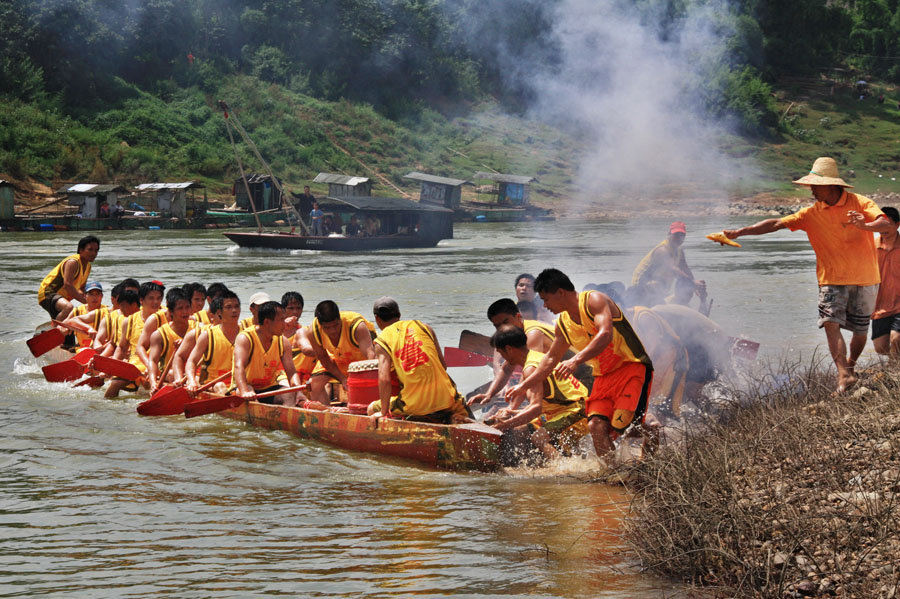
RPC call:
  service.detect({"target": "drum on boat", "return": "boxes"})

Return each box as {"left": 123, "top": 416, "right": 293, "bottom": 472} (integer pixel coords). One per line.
{"left": 346, "top": 359, "right": 399, "bottom": 415}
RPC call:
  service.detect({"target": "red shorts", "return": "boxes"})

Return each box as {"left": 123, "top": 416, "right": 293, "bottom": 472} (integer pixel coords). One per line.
{"left": 586, "top": 362, "right": 652, "bottom": 433}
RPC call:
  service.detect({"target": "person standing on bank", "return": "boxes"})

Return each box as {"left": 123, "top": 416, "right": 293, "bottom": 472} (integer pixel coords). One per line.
{"left": 871, "top": 206, "right": 900, "bottom": 359}
{"left": 723, "top": 157, "right": 893, "bottom": 393}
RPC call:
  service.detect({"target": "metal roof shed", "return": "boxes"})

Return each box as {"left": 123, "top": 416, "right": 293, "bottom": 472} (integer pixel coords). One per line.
{"left": 57, "top": 184, "right": 128, "bottom": 218}
{"left": 134, "top": 181, "right": 206, "bottom": 217}
{"left": 403, "top": 172, "right": 472, "bottom": 209}
{"left": 472, "top": 172, "right": 536, "bottom": 206}
{"left": 313, "top": 172, "right": 374, "bottom": 198}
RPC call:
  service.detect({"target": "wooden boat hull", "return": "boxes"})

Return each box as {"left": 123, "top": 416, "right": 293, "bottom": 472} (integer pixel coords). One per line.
{"left": 218, "top": 401, "right": 502, "bottom": 471}
{"left": 223, "top": 231, "right": 442, "bottom": 251}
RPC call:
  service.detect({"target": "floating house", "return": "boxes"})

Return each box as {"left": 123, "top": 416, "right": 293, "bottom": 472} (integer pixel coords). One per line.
{"left": 403, "top": 172, "right": 471, "bottom": 210}
{"left": 472, "top": 172, "right": 535, "bottom": 206}
{"left": 57, "top": 184, "right": 127, "bottom": 218}
{"left": 233, "top": 174, "right": 283, "bottom": 212}
{"left": 312, "top": 173, "right": 373, "bottom": 198}
{"left": 134, "top": 182, "right": 206, "bottom": 218}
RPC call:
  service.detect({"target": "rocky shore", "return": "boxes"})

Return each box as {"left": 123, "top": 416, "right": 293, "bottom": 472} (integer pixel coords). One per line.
{"left": 623, "top": 361, "right": 900, "bottom": 598}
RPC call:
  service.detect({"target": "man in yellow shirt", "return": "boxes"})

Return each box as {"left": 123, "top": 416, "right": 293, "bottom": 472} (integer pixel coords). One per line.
{"left": 724, "top": 157, "right": 894, "bottom": 393}
{"left": 307, "top": 300, "right": 376, "bottom": 404}
{"left": 37, "top": 235, "right": 100, "bottom": 321}
{"left": 370, "top": 297, "right": 470, "bottom": 423}
{"left": 632, "top": 222, "right": 706, "bottom": 307}
{"left": 185, "top": 290, "right": 241, "bottom": 395}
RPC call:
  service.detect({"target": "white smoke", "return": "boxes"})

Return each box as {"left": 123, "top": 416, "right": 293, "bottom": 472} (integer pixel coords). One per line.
{"left": 517, "top": 0, "right": 748, "bottom": 206}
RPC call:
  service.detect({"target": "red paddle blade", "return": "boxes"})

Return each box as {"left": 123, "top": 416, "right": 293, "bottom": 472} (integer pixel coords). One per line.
{"left": 73, "top": 375, "right": 105, "bottom": 388}
{"left": 729, "top": 337, "right": 760, "bottom": 361}
{"left": 458, "top": 330, "right": 493, "bottom": 356}
{"left": 184, "top": 395, "right": 244, "bottom": 419}
{"left": 42, "top": 360, "right": 85, "bottom": 383}
{"left": 137, "top": 387, "right": 191, "bottom": 416}
{"left": 72, "top": 348, "right": 96, "bottom": 365}
{"left": 92, "top": 355, "right": 142, "bottom": 381}
{"left": 444, "top": 346, "right": 492, "bottom": 367}
{"left": 27, "top": 328, "right": 65, "bottom": 357}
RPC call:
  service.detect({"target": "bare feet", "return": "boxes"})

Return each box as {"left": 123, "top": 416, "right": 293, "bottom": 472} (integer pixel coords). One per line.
{"left": 835, "top": 373, "right": 858, "bottom": 395}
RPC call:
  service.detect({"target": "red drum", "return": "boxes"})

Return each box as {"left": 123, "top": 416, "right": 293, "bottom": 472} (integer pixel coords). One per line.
{"left": 346, "top": 360, "right": 399, "bottom": 415}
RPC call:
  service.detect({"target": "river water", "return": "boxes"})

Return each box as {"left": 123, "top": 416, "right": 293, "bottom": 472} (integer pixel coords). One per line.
{"left": 0, "top": 218, "right": 831, "bottom": 597}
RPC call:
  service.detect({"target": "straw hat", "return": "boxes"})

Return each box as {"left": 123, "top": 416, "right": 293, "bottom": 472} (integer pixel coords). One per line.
{"left": 792, "top": 157, "right": 853, "bottom": 188}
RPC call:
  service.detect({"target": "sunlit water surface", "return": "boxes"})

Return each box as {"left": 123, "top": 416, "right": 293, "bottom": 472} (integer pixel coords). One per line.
{"left": 0, "top": 218, "right": 828, "bottom": 597}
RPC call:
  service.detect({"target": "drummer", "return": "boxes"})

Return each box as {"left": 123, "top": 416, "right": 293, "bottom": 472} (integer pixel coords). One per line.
{"left": 369, "top": 297, "right": 471, "bottom": 424}
{"left": 307, "top": 300, "right": 376, "bottom": 405}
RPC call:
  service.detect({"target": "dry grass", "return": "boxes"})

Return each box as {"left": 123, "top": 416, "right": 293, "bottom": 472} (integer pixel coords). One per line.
{"left": 623, "top": 357, "right": 900, "bottom": 598}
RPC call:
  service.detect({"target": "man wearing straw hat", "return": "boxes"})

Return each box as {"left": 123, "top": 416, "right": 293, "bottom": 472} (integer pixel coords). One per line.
{"left": 723, "top": 157, "right": 893, "bottom": 393}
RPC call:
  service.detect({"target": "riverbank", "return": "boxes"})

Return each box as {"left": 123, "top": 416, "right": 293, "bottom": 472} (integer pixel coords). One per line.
{"left": 624, "top": 359, "right": 900, "bottom": 598}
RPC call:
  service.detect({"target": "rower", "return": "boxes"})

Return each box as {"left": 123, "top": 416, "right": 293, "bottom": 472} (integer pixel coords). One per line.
{"left": 515, "top": 273, "right": 552, "bottom": 322}
{"left": 240, "top": 292, "right": 270, "bottom": 330}
{"left": 467, "top": 298, "right": 556, "bottom": 406}
{"left": 133, "top": 283, "right": 175, "bottom": 371}
{"left": 182, "top": 282, "right": 207, "bottom": 320}
{"left": 194, "top": 282, "right": 228, "bottom": 326}
{"left": 487, "top": 326, "right": 588, "bottom": 464}
{"left": 106, "top": 281, "right": 165, "bottom": 398}
{"left": 307, "top": 300, "right": 376, "bottom": 405}
{"left": 63, "top": 281, "right": 108, "bottom": 351}
{"left": 37, "top": 235, "right": 100, "bottom": 322}
{"left": 232, "top": 300, "right": 305, "bottom": 406}
{"left": 505, "top": 268, "right": 658, "bottom": 461}
{"left": 369, "top": 297, "right": 471, "bottom": 424}
{"left": 93, "top": 280, "right": 139, "bottom": 355}
{"left": 147, "top": 288, "right": 196, "bottom": 390}
{"left": 281, "top": 291, "right": 317, "bottom": 384}
{"left": 185, "top": 290, "right": 241, "bottom": 395}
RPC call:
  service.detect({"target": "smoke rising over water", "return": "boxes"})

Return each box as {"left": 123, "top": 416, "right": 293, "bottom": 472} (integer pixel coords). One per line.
{"left": 481, "top": 0, "right": 749, "bottom": 208}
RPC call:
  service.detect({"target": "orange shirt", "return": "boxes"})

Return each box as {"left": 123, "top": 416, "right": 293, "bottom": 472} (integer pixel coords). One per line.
{"left": 873, "top": 233, "right": 900, "bottom": 319}
{"left": 779, "top": 191, "right": 882, "bottom": 286}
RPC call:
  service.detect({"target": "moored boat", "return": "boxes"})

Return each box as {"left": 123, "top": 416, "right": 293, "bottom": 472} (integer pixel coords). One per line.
{"left": 217, "top": 400, "right": 503, "bottom": 471}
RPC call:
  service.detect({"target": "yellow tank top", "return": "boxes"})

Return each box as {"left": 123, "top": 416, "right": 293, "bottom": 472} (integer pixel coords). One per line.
{"left": 373, "top": 320, "right": 460, "bottom": 416}
{"left": 557, "top": 291, "right": 652, "bottom": 376}
{"left": 523, "top": 319, "right": 555, "bottom": 344}
{"left": 157, "top": 321, "right": 196, "bottom": 371}
{"left": 289, "top": 327, "right": 318, "bottom": 376}
{"left": 73, "top": 304, "right": 110, "bottom": 348}
{"left": 126, "top": 309, "right": 168, "bottom": 366}
{"left": 105, "top": 309, "right": 123, "bottom": 346}
{"left": 312, "top": 311, "right": 375, "bottom": 375}
{"left": 194, "top": 310, "right": 213, "bottom": 325}
{"left": 524, "top": 349, "right": 586, "bottom": 420}
{"left": 235, "top": 327, "right": 285, "bottom": 390}
{"left": 38, "top": 254, "right": 91, "bottom": 302}
{"left": 239, "top": 316, "right": 254, "bottom": 330}
{"left": 201, "top": 325, "right": 237, "bottom": 384}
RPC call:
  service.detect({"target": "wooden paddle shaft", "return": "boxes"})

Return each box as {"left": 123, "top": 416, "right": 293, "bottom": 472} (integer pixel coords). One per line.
{"left": 196, "top": 371, "right": 230, "bottom": 393}
{"left": 205, "top": 383, "right": 308, "bottom": 402}
{"left": 152, "top": 343, "right": 180, "bottom": 394}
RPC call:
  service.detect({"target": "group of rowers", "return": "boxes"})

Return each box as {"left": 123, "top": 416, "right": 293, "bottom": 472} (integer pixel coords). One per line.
{"left": 36, "top": 235, "right": 731, "bottom": 465}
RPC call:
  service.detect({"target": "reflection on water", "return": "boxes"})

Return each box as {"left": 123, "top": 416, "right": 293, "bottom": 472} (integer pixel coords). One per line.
{"left": 0, "top": 219, "right": 826, "bottom": 596}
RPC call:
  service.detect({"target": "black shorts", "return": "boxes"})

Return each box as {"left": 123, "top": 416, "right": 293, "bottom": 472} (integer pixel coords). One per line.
{"left": 39, "top": 294, "right": 65, "bottom": 319}
{"left": 871, "top": 313, "right": 900, "bottom": 340}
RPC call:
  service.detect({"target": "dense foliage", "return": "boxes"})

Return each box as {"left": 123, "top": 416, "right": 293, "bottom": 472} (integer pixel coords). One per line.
{"left": 1, "top": 0, "right": 899, "bottom": 182}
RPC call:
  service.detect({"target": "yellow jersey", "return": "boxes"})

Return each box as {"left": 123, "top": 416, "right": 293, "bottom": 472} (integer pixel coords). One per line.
{"left": 125, "top": 309, "right": 167, "bottom": 371}
{"left": 194, "top": 310, "right": 213, "bottom": 325}
{"left": 106, "top": 309, "right": 124, "bottom": 347}
{"left": 73, "top": 304, "right": 108, "bottom": 348}
{"left": 156, "top": 321, "right": 196, "bottom": 371}
{"left": 288, "top": 327, "right": 317, "bottom": 378}
{"left": 523, "top": 319, "right": 555, "bottom": 344}
{"left": 239, "top": 316, "right": 255, "bottom": 330}
{"left": 38, "top": 254, "right": 91, "bottom": 303}
{"left": 235, "top": 326, "right": 285, "bottom": 390}
{"left": 557, "top": 291, "right": 652, "bottom": 376}
{"left": 311, "top": 311, "right": 375, "bottom": 376}
{"left": 200, "top": 325, "right": 237, "bottom": 385}
{"left": 374, "top": 320, "right": 461, "bottom": 417}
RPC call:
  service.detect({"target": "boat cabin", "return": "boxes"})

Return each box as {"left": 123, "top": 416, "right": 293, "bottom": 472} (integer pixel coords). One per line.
{"left": 317, "top": 195, "right": 452, "bottom": 241}
{"left": 403, "top": 172, "right": 471, "bottom": 209}
{"left": 57, "top": 184, "right": 127, "bottom": 218}
{"left": 313, "top": 173, "right": 374, "bottom": 198}
{"left": 472, "top": 172, "right": 535, "bottom": 206}
{"left": 134, "top": 182, "right": 206, "bottom": 218}
{"left": 233, "top": 174, "right": 283, "bottom": 211}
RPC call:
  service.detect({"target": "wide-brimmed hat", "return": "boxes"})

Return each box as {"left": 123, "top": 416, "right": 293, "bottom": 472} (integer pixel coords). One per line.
{"left": 792, "top": 157, "right": 853, "bottom": 188}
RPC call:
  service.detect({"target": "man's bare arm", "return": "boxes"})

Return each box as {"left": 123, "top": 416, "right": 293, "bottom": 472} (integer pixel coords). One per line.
{"left": 724, "top": 218, "right": 786, "bottom": 238}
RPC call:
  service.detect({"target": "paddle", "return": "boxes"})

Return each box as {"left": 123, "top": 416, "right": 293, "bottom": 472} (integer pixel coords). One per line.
{"left": 42, "top": 359, "right": 85, "bottom": 383}
{"left": 151, "top": 345, "right": 179, "bottom": 395}
{"left": 72, "top": 375, "right": 105, "bottom": 388}
{"left": 729, "top": 337, "right": 760, "bottom": 361}
{"left": 92, "top": 355, "right": 143, "bottom": 381}
{"left": 444, "top": 346, "right": 492, "bottom": 367}
{"left": 26, "top": 328, "right": 66, "bottom": 357}
{"left": 137, "top": 372, "right": 230, "bottom": 416}
{"left": 184, "top": 384, "right": 307, "bottom": 419}
{"left": 72, "top": 348, "right": 96, "bottom": 365}
{"left": 458, "top": 330, "right": 493, "bottom": 357}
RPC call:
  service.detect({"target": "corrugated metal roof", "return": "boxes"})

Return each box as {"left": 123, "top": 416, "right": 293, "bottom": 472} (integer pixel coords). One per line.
{"left": 57, "top": 184, "right": 127, "bottom": 194}
{"left": 134, "top": 182, "right": 203, "bottom": 190}
{"left": 473, "top": 172, "right": 535, "bottom": 184}
{"left": 319, "top": 196, "right": 452, "bottom": 213}
{"left": 403, "top": 172, "right": 471, "bottom": 186}
{"left": 313, "top": 173, "right": 371, "bottom": 186}
{"left": 233, "top": 174, "right": 279, "bottom": 184}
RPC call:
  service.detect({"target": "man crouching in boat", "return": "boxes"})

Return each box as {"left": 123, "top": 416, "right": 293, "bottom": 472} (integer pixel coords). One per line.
{"left": 232, "top": 300, "right": 305, "bottom": 407}
{"left": 369, "top": 297, "right": 472, "bottom": 424}
{"left": 307, "top": 300, "right": 377, "bottom": 405}
{"left": 487, "top": 325, "right": 588, "bottom": 464}
{"left": 37, "top": 235, "right": 99, "bottom": 323}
